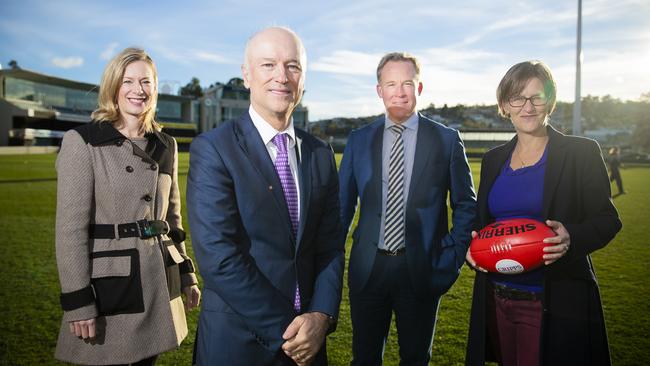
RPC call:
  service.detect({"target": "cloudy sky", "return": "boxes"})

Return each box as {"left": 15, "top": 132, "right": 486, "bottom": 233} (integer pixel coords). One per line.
{"left": 1, "top": 0, "right": 649, "bottom": 120}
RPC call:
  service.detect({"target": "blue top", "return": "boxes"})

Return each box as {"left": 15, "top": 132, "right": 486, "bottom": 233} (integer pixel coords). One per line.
{"left": 487, "top": 145, "right": 548, "bottom": 292}
{"left": 377, "top": 113, "right": 419, "bottom": 250}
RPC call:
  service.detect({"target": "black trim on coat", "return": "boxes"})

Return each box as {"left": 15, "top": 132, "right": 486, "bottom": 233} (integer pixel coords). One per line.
{"left": 75, "top": 121, "right": 125, "bottom": 146}
{"left": 90, "top": 248, "right": 145, "bottom": 316}
{"left": 143, "top": 130, "right": 173, "bottom": 176}
{"left": 74, "top": 121, "right": 175, "bottom": 175}
{"left": 60, "top": 285, "right": 95, "bottom": 311}
{"left": 179, "top": 259, "right": 195, "bottom": 275}
{"left": 169, "top": 228, "right": 186, "bottom": 243}
{"left": 161, "top": 241, "right": 183, "bottom": 300}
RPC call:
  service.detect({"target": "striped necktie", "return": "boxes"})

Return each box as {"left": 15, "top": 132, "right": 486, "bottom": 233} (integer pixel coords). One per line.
{"left": 384, "top": 124, "right": 406, "bottom": 253}
{"left": 272, "top": 133, "right": 301, "bottom": 312}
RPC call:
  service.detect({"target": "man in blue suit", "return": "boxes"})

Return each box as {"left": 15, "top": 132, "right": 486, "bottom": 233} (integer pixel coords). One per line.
{"left": 187, "top": 27, "right": 344, "bottom": 366}
{"left": 339, "top": 52, "right": 477, "bottom": 365}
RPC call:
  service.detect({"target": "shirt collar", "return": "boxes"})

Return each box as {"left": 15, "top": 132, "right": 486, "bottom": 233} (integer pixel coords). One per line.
{"left": 249, "top": 105, "right": 296, "bottom": 148}
{"left": 384, "top": 112, "right": 418, "bottom": 131}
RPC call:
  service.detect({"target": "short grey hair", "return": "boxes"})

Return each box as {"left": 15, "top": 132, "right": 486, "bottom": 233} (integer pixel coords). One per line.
{"left": 376, "top": 52, "right": 421, "bottom": 82}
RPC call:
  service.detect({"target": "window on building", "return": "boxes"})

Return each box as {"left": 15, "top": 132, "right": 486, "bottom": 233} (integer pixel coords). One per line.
{"left": 4, "top": 77, "right": 97, "bottom": 114}
{"left": 156, "top": 99, "right": 182, "bottom": 122}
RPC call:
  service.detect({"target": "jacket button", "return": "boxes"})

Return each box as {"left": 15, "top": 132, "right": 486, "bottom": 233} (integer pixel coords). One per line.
{"left": 115, "top": 140, "right": 123, "bottom": 146}
{"left": 126, "top": 166, "right": 134, "bottom": 173}
{"left": 150, "top": 164, "right": 157, "bottom": 171}
{"left": 142, "top": 194, "right": 152, "bottom": 202}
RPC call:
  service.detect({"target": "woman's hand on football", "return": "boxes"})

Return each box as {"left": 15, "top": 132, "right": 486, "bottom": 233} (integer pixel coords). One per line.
{"left": 542, "top": 220, "right": 571, "bottom": 265}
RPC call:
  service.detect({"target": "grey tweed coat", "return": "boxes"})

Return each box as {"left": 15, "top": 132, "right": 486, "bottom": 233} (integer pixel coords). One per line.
{"left": 54, "top": 122, "right": 198, "bottom": 365}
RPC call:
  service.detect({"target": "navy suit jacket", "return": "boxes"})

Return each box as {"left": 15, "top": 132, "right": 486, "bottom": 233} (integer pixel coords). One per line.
{"left": 339, "top": 114, "right": 476, "bottom": 299}
{"left": 187, "top": 113, "right": 344, "bottom": 364}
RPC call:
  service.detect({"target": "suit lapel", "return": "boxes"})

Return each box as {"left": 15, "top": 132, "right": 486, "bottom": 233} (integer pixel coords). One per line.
{"left": 542, "top": 126, "right": 568, "bottom": 218}
{"left": 234, "top": 114, "right": 295, "bottom": 245}
{"left": 370, "top": 119, "right": 384, "bottom": 208}
{"left": 406, "top": 115, "right": 433, "bottom": 207}
{"left": 295, "top": 132, "right": 311, "bottom": 251}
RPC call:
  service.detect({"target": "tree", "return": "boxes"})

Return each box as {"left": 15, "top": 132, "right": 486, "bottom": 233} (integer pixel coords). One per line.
{"left": 227, "top": 77, "right": 245, "bottom": 87}
{"left": 179, "top": 77, "right": 203, "bottom": 98}
{"left": 440, "top": 104, "right": 449, "bottom": 117}
{"left": 8, "top": 60, "right": 20, "bottom": 69}
{"left": 631, "top": 96, "right": 650, "bottom": 152}
{"left": 632, "top": 121, "right": 650, "bottom": 152}
{"left": 640, "top": 92, "right": 650, "bottom": 103}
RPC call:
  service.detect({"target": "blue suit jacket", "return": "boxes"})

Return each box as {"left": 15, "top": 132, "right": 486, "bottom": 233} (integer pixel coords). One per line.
{"left": 187, "top": 113, "right": 344, "bottom": 365}
{"left": 339, "top": 114, "right": 476, "bottom": 299}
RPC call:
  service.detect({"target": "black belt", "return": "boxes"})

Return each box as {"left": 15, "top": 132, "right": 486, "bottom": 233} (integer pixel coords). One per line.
{"left": 493, "top": 283, "right": 541, "bottom": 301}
{"left": 90, "top": 219, "right": 170, "bottom": 239}
{"left": 377, "top": 247, "right": 406, "bottom": 256}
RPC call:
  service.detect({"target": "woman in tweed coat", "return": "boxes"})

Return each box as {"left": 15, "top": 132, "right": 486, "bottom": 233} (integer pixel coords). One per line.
{"left": 54, "top": 47, "right": 201, "bottom": 365}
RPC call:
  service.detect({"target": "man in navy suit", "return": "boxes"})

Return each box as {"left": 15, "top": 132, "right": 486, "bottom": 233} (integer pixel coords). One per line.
{"left": 187, "top": 27, "right": 344, "bottom": 366}
{"left": 339, "top": 52, "right": 477, "bottom": 365}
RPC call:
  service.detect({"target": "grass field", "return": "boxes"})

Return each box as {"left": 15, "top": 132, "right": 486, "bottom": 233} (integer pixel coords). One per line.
{"left": 0, "top": 153, "right": 648, "bottom": 365}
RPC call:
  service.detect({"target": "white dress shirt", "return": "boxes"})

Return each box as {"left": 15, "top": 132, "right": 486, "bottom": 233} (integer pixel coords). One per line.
{"left": 248, "top": 105, "right": 301, "bottom": 218}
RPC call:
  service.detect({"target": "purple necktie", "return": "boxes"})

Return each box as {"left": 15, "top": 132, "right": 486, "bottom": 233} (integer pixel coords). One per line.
{"left": 272, "top": 133, "right": 301, "bottom": 312}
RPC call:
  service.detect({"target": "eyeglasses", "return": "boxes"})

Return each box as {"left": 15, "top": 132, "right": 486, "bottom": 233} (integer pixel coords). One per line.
{"left": 508, "top": 95, "right": 548, "bottom": 107}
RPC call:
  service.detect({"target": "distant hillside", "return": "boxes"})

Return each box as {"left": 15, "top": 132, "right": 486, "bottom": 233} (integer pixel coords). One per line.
{"left": 307, "top": 95, "right": 650, "bottom": 154}
{"left": 309, "top": 103, "right": 512, "bottom": 142}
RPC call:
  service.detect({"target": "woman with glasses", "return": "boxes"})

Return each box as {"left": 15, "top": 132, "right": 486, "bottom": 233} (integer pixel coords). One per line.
{"left": 464, "top": 60, "right": 621, "bottom": 366}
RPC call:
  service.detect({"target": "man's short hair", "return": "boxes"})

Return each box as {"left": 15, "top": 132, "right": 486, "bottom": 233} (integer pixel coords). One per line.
{"left": 376, "top": 52, "right": 421, "bottom": 82}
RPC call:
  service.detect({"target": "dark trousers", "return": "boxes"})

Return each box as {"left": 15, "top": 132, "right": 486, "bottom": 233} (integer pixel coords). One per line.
{"left": 350, "top": 252, "right": 440, "bottom": 366}
{"left": 492, "top": 291, "right": 542, "bottom": 366}
{"left": 610, "top": 171, "right": 624, "bottom": 194}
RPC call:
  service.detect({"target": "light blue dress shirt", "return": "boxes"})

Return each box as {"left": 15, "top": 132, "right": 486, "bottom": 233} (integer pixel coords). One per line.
{"left": 377, "top": 112, "right": 419, "bottom": 250}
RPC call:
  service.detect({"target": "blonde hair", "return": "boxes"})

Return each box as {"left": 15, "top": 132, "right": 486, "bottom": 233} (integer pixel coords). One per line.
{"left": 91, "top": 47, "right": 160, "bottom": 133}
{"left": 496, "top": 60, "right": 557, "bottom": 118}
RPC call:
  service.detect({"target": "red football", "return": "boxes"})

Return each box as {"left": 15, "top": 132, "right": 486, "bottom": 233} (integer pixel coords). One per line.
{"left": 470, "top": 218, "right": 556, "bottom": 274}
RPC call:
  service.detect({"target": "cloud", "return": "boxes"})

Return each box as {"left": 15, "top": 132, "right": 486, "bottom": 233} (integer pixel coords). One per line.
{"left": 483, "top": 14, "right": 537, "bottom": 33}
{"left": 419, "top": 48, "right": 503, "bottom": 70}
{"left": 100, "top": 42, "right": 119, "bottom": 60}
{"left": 4, "top": 0, "right": 648, "bottom": 122}
{"left": 311, "top": 50, "right": 381, "bottom": 76}
{"left": 305, "top": 46, "right": 505, "bottom": 120}
{"left": 458, "top": 8, "right": 573, "bottom": 47}
{"left": 51, "top": 56, "right": 84, "bottom": 68}
{"left": 193, "top": 51, "right": 230, "bottom": 64}
{"left": 146, "top": 35, "right": 234, "bottom": 66}
{"left": 553, "top": 48, "right": 650, "bottom": 102}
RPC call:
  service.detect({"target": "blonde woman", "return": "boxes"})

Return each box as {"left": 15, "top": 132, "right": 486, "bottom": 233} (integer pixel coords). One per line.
{"left": 54, "top": 47, "right": 200, "bottom": 365}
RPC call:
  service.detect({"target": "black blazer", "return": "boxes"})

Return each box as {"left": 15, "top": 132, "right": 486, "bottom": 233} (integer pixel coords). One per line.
{"left": 466, "top": 125, "right": 622, "bottom": 366}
